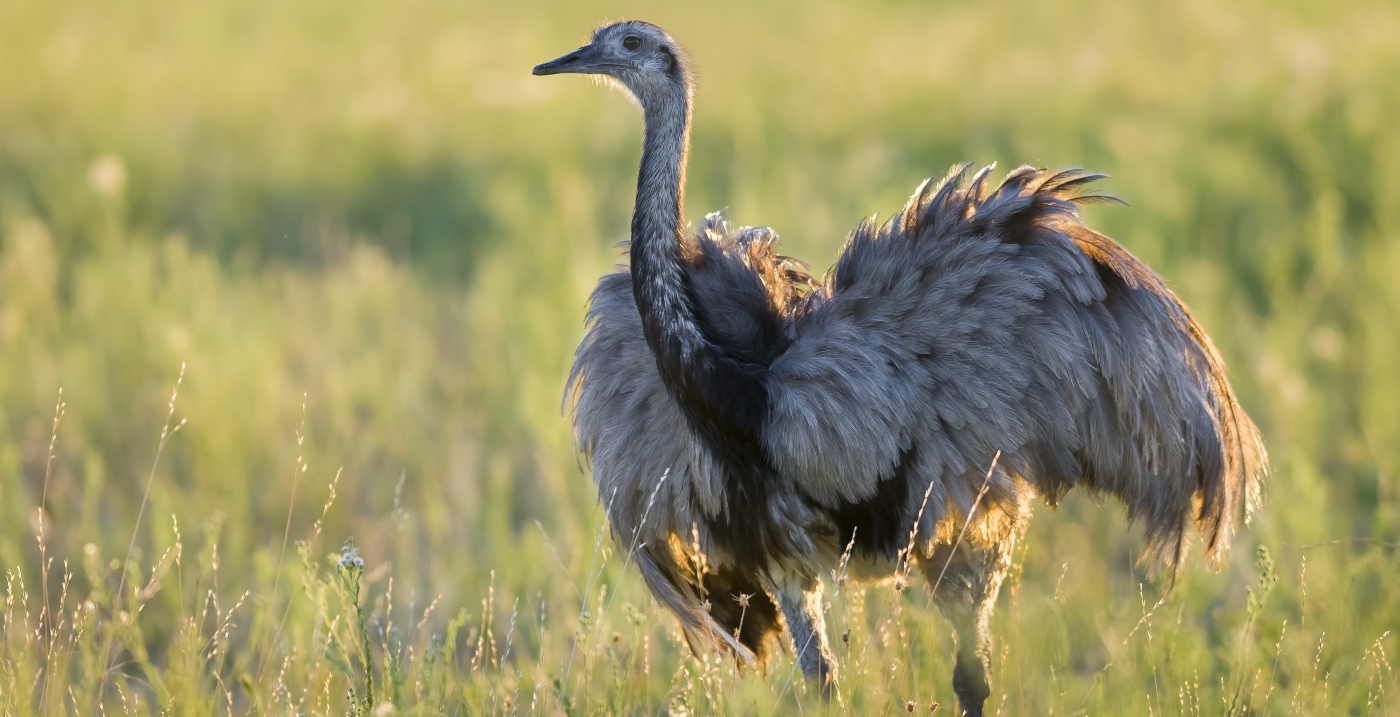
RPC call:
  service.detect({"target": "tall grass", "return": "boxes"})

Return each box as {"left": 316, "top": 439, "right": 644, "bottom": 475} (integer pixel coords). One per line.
{"left": 0, "top": 0, "right": 1397, "bottom": 712}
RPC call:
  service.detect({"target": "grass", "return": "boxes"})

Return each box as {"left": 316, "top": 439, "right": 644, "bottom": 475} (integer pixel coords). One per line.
{"left": 0, "top": 0, "right": 1398, "bottom": 713}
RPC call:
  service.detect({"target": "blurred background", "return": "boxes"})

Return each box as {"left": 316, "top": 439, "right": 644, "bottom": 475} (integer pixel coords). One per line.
{"left": 0, "top": 0, "right": 1397, "bottom": 712}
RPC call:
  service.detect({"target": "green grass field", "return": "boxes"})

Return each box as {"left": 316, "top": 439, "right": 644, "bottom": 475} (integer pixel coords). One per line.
{"left": 1, "top": 0, "right": 1398, "bottom": 713}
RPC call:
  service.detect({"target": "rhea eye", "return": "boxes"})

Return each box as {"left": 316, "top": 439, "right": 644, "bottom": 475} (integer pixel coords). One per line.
{"left": 622, "top": 35, "right": 641, "bottom": 51}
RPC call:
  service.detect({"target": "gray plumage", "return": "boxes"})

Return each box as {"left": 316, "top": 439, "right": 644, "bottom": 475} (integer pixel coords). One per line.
{"left": 536, "top": 21, "right": 1266, "bottom": 716}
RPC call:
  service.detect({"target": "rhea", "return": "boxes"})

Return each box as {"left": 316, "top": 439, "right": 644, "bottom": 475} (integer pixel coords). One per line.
{"left": 537, "top": 21, "right": 1265, "bottom": 716}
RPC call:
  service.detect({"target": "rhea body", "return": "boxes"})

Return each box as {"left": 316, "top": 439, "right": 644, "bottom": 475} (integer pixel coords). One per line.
{"left": 536, "top": 22, "right": 1265, "bottom": 716}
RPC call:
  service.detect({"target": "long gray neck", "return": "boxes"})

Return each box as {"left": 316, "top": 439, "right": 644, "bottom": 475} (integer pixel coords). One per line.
{"left": 630, "top": 80, "right": 704, "bottom": 364}
{"left": 625, "top": 68, "right": 788, "bottom": 568}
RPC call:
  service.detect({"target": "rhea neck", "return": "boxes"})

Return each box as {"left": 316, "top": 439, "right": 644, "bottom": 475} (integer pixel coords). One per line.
{"left": 623, "top": 64, "right": 788, "bottom": 567}
{"left": 627, "top": 71, "right": 705, "bottom": 371}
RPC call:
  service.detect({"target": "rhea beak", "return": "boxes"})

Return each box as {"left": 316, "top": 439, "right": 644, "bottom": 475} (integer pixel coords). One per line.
{"left": 532, "top": 44, "right": 603, "bottom": 76}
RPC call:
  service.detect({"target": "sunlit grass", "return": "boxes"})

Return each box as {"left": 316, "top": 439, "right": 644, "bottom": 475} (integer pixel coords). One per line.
{"left": 5, "top": 429, "right": 1393, "bottom": 714}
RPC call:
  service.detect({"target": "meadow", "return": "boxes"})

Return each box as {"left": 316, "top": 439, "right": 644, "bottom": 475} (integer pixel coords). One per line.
{"left": 0, "top": 0, "right": 1398, "bottom": 713}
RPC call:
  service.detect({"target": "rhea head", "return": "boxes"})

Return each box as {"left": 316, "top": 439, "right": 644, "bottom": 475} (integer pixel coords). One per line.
{"left": 532, "top": 21, "right": 691, "bottom": 110}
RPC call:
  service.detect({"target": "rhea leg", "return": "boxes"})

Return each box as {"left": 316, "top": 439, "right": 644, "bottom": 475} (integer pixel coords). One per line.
{"left": 769, "top": 576, "right": 835, "bottom": 692}
{"left": 918, "top": 536, "right": 1015, "bottom": 717}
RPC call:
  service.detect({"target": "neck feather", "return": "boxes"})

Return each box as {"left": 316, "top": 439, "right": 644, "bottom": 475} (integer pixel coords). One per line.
{"left": 630, "top": 81, "right": 702, "bottom": 361}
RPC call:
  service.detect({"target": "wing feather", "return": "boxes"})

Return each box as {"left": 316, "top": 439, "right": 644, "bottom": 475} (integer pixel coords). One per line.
{"left": 764, "top": 166, "right": 1266, "bottom": 566}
